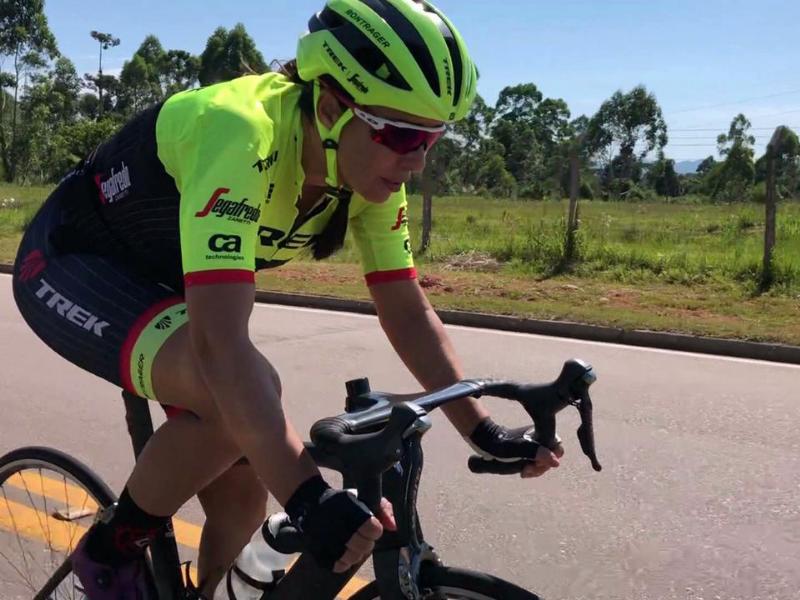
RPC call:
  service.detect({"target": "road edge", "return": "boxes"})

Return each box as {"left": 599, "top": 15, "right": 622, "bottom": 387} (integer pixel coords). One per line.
{"left": 2, "top": 262, "right": 797, "bottom": 365}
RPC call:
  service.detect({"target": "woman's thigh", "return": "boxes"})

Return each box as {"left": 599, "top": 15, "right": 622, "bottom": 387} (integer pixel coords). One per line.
{"left": 12, "top": 176, "right": 187, "bottom": 403}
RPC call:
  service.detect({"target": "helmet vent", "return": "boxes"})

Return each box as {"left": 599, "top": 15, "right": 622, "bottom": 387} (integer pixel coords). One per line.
{"left": 317, "top": 4, "right": 414, "bottom": 92}
{"left": 358, "top": 0, "right": 440, "bottom": 96}
{"left": 420, "top": 1, "right": 463, "bottom": 107}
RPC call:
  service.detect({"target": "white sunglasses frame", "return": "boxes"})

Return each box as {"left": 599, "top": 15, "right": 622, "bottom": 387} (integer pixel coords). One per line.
{"left": 350, "top": 105, "right": 447, "bottom": 134}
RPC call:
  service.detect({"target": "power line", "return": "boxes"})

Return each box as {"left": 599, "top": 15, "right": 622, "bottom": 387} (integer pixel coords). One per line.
{"left": 669, "top": 135, "right": 791, "bottom": 140}
{"left": 669, "top": 126, "right": 800, "bottom": 131}
{"left": 667, "top": 89, "right": 800, "bottom": 115}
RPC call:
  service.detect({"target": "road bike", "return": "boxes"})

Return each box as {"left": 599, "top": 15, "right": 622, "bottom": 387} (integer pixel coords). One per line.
{"left": 0, "top": 358, "right": 602, "bottom": 599}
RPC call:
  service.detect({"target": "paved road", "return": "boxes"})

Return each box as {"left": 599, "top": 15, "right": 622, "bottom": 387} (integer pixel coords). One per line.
{"left": 1, "top": 273, "right": 798, "bottom": 599}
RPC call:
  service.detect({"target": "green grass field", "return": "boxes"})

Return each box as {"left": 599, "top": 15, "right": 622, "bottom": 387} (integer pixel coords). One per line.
{"left": 2, "top": 183, "right": 798, "bottom": 344}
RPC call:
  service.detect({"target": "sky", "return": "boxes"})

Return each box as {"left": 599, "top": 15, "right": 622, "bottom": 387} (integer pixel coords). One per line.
{"left": 36, "top": 0, "right": 800, "bottom": 162}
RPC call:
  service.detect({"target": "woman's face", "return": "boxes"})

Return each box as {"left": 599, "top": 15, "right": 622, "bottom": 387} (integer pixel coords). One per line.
{"left": 337, "top": 105, "right": 444, "bottom": 203}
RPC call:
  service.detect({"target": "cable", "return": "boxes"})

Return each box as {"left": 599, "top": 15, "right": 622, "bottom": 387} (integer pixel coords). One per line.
{"left": 666, "top": 89, "right": 800, "bottom": 115}
{"left": 669, "top": 126, "right": 800, "bottom": 132}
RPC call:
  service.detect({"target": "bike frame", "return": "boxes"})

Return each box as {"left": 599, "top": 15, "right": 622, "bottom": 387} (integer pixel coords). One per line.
{"left": 114, "top": 358, "right": 600, "bottom": 600}
{"left": 121, "top": 390, "right": 440, "bottom": 600}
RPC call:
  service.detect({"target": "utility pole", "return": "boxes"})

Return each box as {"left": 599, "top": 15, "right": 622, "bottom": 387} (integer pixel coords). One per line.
{"left": 90, "top": 31, "right": 120, "bottom": 118}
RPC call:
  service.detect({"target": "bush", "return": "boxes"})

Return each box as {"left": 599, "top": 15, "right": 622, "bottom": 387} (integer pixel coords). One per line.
{"left": 752, "top": 181, "right": 767, "bottom": 204}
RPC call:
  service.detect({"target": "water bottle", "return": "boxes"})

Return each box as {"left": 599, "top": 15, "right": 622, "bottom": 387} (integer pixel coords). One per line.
{"left": 214, "top": 512, "right": 298, "bottom": 600}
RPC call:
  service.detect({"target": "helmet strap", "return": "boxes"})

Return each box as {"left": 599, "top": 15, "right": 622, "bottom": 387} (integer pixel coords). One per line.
{"left": 312, "top": 79, "right": 354, "bottom": 190}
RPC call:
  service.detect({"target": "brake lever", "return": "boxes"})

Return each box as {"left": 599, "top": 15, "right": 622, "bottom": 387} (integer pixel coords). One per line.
{"left": 519, "top": 359, "right": 602, "bottom": 472}
{"left": 575, "top": 389, "right": 602, "bottom": 472}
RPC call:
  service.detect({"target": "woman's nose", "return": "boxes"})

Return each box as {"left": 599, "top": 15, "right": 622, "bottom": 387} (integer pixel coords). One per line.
{"left": 399, "top": 145, "right": 427, "bottom": 173}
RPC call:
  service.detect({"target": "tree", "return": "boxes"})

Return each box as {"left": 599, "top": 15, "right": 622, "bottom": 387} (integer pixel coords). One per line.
{"left": 14, "top": 57, "right": 81, "bottom": 182}
{"left": 83, "top": 72, "right": 120, "bottom": 116}
{"left": 716, "top": 113, "right": 755, "bottom": 156}
{"left": 711, "top": 114, "right": 756, "bottom": 200}
{"left": 117, "top": 38, "right": 198, "bottom": 115}
{"left": 490, "top": 83, "right": 571, "bottom": 197}
{"left": 118, "top": 53, "right": 153, "bottom": 115}
{"left": 0, "top": 0, "right": 58, "bottom": 180}
{"left": 162, "top": 49, "right": 199, "bottom": 95}
{"left": 696, "top": 155, "right": 716, "bottom": 175}
{"left": 199, "top": 24, "right": 267, "bottom": 85}
{"left": 646, "top": 155, "right": 681, "bottom": 197}
{"left": 447, "top": 94, "right": 494, "bottom": 193}
{"left": 586, "top": 86, "right": 667, "bottom": 195}
{"left": 90, "top": 30, "right": 120, "bottom": 118}
{"left": 50, "top": 57, "right": 81, "bottom": 124}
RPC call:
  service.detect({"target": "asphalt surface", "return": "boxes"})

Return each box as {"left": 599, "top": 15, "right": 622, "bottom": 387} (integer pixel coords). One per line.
{"left": 1, "top": 273, "right": 798, "bottom": 599}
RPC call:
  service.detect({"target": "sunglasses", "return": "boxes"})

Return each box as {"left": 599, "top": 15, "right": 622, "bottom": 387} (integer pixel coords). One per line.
{"left": 329, "top": 88, "right": 446, "bottom": 155}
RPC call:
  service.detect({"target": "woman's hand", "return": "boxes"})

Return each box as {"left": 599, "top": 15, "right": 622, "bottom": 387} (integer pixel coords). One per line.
{"left": 467, "top": 417, "right": 565, "bottom": 479}
{"left": 521, "top": 443, "right": 564, "bottom": 479}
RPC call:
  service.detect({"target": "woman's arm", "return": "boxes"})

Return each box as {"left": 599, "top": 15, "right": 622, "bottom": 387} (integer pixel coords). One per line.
{"left": 370, "top": 278, "right": 561, "bottom": 478}
{"left": 185, "top": 281, "right": 320, "bottom": 505}
{"left": 368, "top": 278, "right": 489, "bottom": 436}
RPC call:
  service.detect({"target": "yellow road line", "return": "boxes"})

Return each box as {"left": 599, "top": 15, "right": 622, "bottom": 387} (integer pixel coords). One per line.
{"left": 0, "top": 497, "right": 86, "bottom": 552}
{"left": 1, "top": 480, "right": 370, "bottom": 598}
{"left": 8, "top": 472, "right": 99, "bottom": 511}
{"left": 6, "top": 471, "right": 202, "bottom": 548}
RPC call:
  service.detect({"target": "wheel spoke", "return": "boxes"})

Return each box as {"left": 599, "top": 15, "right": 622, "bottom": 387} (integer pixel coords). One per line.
{"left": 0, "top": 456, "right": 109, "bottom": 599}
{"left": 1, "top": 485, "right": 37, "bottom": 590}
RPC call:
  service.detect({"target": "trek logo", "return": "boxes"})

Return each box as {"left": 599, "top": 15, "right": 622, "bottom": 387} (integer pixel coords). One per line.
{"left": 195, "top": 188, "right": 261, "bottom": 224}
{"left": 35, "top": 279, "right": 110, "bottom": 337}
{"left": 154, "top": 315, "right": 172, "bottom": 330}
{"left": 391, "top": 206, "right": 408, "bottom": 231}
{"left": 18, "top": 249, "right": 47, "bottom": 282}
{"left": 252, "top": 151, "right": 279, "bottom": 173}
{"left": 322, "top": 40, "right": 347, "bottom": 73}
{"left": 348, "top": 73, "right": 369, "bottom": 94}
{"left": 208, "top": 234, "right": 242, "bottom": 253}
{"left": 94, "top": 162, "right": 132, "bottom": 204}
{"left": 258, "top": 226, "right": 315, "bottom": 250}
{"left": 344, "top": 8, "right": 391, "bottom": 48}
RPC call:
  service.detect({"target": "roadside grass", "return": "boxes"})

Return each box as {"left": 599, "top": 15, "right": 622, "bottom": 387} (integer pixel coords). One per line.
{"left": 0, "top": 184, "right": 50, "bottom": 261}
{"left": 2, "top": 183, "right": 798, "bottom": 344}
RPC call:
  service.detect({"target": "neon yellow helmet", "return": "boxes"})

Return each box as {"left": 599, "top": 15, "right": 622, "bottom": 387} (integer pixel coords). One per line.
{"left": 297, "top": 0, "right": 477, "bottom": 123}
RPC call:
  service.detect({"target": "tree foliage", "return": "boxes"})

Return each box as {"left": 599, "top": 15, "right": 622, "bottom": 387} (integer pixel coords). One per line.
{"left": 586, "top": 86, "right": 667, "bottom": 195}
{"left": 199, "top": 24, "right": 266, "bottom": 85}
{"left": 1, "top": 9, "right": 795, "bottom": 208}
{"left": 0, "top": 0, "right": 58, "bottom": 180}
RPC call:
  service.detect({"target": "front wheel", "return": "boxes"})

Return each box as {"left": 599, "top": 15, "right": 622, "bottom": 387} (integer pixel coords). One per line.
{"left": 0, "top": 446, "right": 116, "bottom": 599}
{"left": 349, "top": 564, "right": 543, "bottom": 600}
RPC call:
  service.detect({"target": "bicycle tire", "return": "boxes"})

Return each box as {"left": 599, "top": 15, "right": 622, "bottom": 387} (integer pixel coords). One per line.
{"left": 0, "top": 446, "right": 116, "bottom": 599}
{"left": 348, "top": 563, "right": 543, "bottom": 600}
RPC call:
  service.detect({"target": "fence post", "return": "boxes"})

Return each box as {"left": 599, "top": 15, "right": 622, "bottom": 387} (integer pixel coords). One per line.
{"left": 420, "top": 166, "right": 433, "bottom": 254}
{"left": 565, "top": 146, "right": 580, "bottom": 260}
{"left": 762, "top": 129, "right": 781, "bottom": 289}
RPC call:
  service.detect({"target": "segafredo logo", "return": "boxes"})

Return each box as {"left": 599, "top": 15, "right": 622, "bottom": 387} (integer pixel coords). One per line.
{"left": 195, "top": 188, "right": 261, "bottom": 224}
{"left": 95, "top": 162, "right": 132, "bottom": 204}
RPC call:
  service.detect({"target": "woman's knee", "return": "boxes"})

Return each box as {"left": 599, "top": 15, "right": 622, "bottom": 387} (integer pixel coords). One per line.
{"left": 152, "top": 324, "right": 223, "bottom": 422}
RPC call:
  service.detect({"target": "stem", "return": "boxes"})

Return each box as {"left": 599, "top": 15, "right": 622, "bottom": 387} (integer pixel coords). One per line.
{"left": 11, "top": 43, "right": 20, "bottom": 181}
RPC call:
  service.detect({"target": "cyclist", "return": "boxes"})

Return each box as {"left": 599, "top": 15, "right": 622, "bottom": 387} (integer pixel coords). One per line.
{"left": 12, "top": 0, "right": 563, "bottom": 597}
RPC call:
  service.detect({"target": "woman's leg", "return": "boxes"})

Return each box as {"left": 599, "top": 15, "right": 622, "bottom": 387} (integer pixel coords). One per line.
{"left": 140, "top": 324, "right": 275, "bottom": 592}
{"left": 12, "top": 177, "right": 279, "bottom": 589}
{"left": 195, "top": 462, "right": 269, "bottom": 595}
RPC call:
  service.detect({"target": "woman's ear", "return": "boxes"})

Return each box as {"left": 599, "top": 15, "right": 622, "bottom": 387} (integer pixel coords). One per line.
{"left": 316, "top": 88, "right": 345, "bottom": 129}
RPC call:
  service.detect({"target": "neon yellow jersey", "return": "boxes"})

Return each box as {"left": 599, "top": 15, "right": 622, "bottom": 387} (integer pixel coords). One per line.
{"left": 154, "top": 72, "right": 416, "bottom": 288}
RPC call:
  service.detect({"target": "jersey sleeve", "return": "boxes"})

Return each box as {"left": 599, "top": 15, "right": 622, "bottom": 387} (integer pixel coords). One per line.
{"left": 349, "top": 187, "right": 417, "bottom": 286}
{"left": 172, "top": 108, "right": 269, "bottom": 288}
